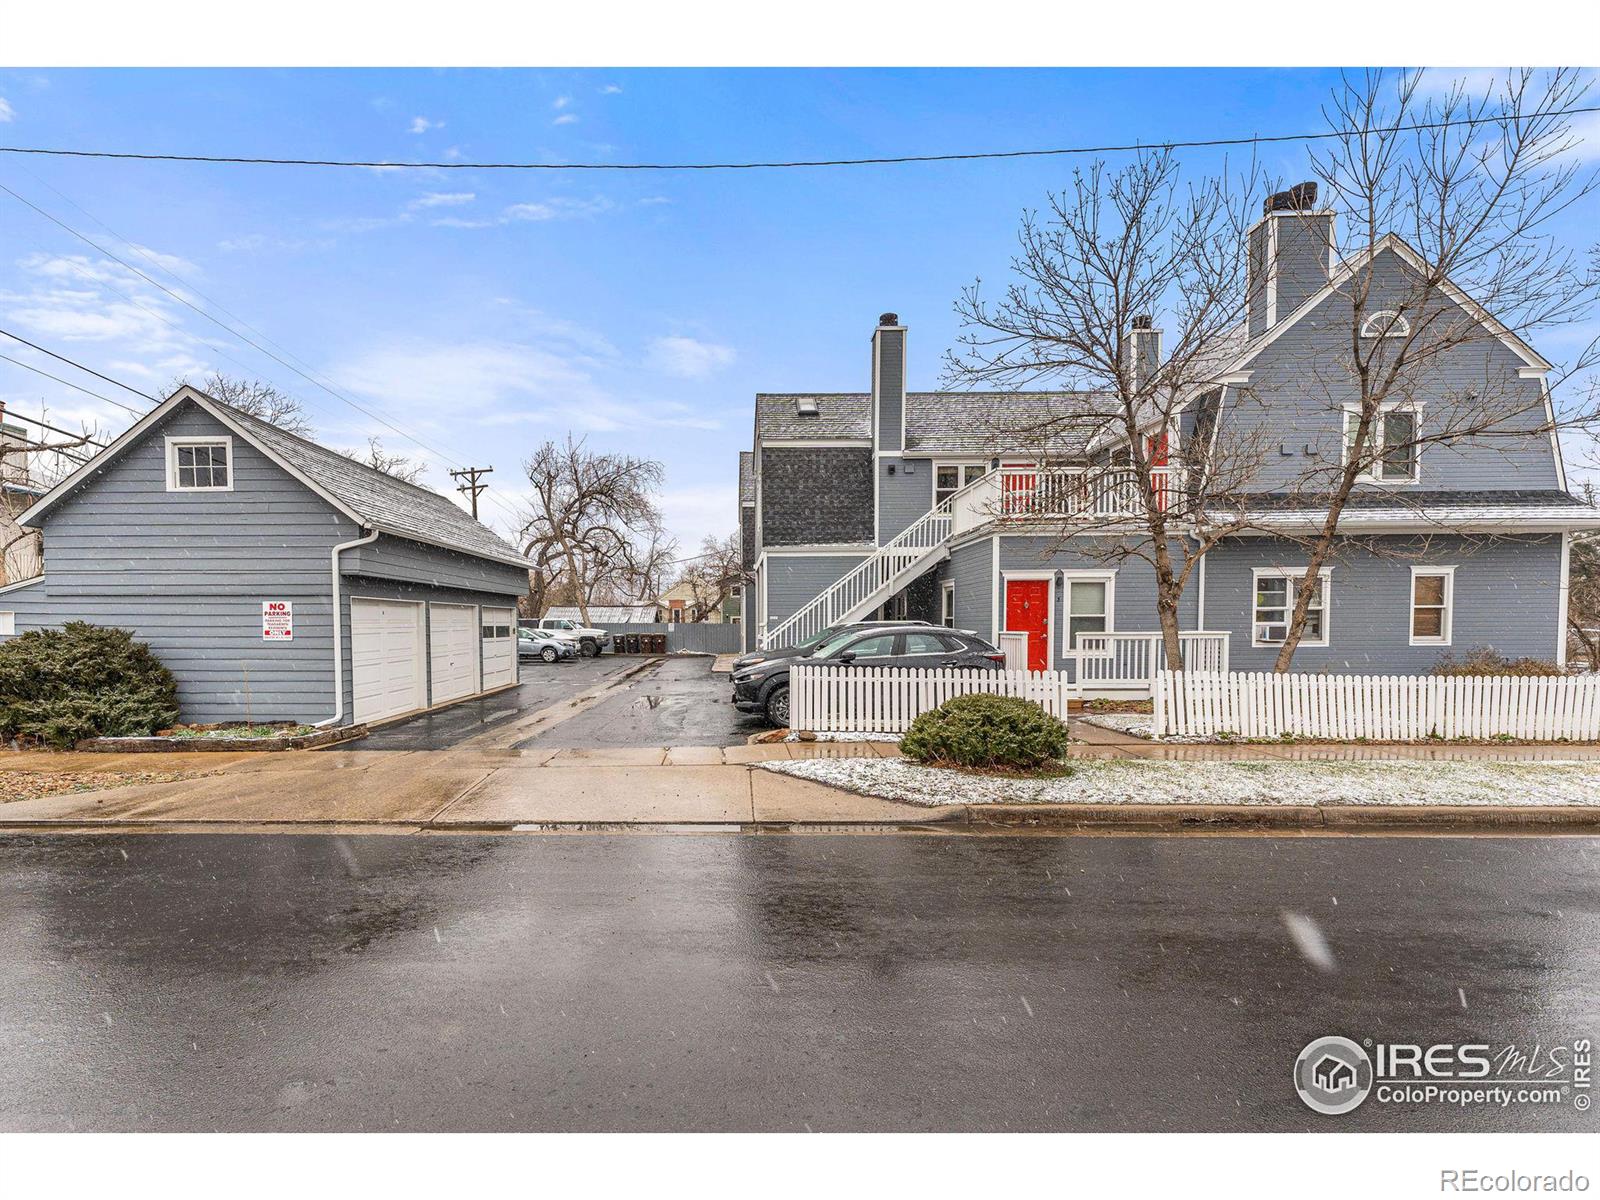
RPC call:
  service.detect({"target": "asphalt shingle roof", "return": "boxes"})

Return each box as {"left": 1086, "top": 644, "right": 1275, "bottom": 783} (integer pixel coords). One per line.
{"left": 754, "top": 390, "right": 1117, "bottom": 454}
{"left": 738, "top": 451, "right": 754, "bottom": 504}
{"left": 218, "top": 400, "right": 533, "bottom": 569}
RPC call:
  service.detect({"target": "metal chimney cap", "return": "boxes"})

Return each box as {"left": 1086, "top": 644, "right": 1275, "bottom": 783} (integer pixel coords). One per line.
{"left": 878, "top": 312, "right": 900, "bottom": 327}
{"left": 1132, "top": 314, "right": 1153, "bottom": 331}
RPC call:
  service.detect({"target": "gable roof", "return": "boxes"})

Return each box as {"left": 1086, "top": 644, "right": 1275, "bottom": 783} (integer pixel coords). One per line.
{"left": 738, "top": 451, "right": 754, "bottom": 504}
{"left": 19, "top": 387, "right": 534, "bottom": 570}
{"left": 1214, "top": 232, "right": 1552, "bottom": 382}
{"left": 754, "top": 390, "right": 1118, "bottom": 454}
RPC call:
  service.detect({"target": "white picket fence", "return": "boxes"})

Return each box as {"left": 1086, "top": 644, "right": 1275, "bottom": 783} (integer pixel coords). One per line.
{"left": 789, "top": 664, "right": 1075, "bottom": 735}
{"left": 1152, "top": 670, "right": 1600, "bottom": 742}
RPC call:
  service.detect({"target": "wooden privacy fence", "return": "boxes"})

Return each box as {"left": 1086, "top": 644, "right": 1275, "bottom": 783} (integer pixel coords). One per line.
{"left": 790, "top": 664, "right": 1075, "bottom": 735}
{"left": 1152, "top": 671, "right": 1600, "bottom": 742}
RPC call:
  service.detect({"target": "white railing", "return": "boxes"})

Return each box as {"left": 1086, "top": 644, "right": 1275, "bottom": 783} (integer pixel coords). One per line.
{"left": 1152, "top": 670, "right": 1600, "bottom": 742}
{"left": 790, "top": 663, "right": 1077, "bottom": 735}
{"left": 999, "top": 466, "right": 1175, "bottom": 519}
{"left": 1074, "top": 631, "right": 1229, "bottom": 690}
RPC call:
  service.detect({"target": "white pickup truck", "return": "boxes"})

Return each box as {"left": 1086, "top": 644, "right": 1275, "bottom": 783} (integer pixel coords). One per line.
{"left": 529, "top": 616, "right": 612, "bottom": 658}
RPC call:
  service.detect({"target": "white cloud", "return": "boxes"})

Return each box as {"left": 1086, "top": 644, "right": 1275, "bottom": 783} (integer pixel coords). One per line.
{"left": 409, "top": 191, "right": 475, "bottom": 209}
{"left": 552, "top": 113, "right": 580, "bottom": 126}
{"left": 552, "top": 95, "right": 572, "bottom": 110}
{"left": 408, "top": 116, "right": 443, "bottom": 134}
{"left": 646, "top": 336, "right": 736, "bottom": 379}
{"left": 600, "top": 84, "right": 623, "bottom": 96}
{"left": 0, "top": 97, "right": 14, "bottom": 123}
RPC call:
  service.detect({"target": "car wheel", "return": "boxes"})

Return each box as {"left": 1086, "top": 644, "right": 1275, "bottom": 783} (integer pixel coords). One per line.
{"left": 764, "top": 683, "right": 790, "bottom": 727}
{"left": 541, "top": 646, "right": 559, "bottom": 663}
{"left": 580, "top": 638, "right": 600, "bottom": 657}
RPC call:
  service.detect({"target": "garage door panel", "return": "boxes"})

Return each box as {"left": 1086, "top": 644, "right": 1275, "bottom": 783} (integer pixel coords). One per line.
{"left": 481, "top": 606, "right": 517, "bottom": 690}
{"left": 429, "top": 603, "right": 480, "bottom": 706}
{"left": 351, "top": 599, "right": 425, "bottom": 723}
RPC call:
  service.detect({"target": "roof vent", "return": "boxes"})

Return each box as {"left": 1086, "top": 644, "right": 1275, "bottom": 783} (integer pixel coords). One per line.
{"left": 795, "top": 397, "right": 819, "bottom": 416}
{"left": 1263, "top": 181, "right": 1319, "bottom": 215}
{"left": 878, "top": 312, "right": 899, "bottom": 327}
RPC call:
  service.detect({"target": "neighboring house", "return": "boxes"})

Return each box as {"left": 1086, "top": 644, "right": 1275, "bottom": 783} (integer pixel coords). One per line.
{"left": 1, "top": 417, "right": 44, "bottom": 586}
{"left": 0, "top": 386, "right": 533, "bottom": 726}
{"left": 656, "top": 579, "right": 723, "bottom": 623}
{"left": 740, "top": 194, "right": 1600, "bottom": 689}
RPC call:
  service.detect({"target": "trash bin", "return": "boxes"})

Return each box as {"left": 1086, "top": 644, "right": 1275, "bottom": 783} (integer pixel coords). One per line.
{"left": 645, "top": 634, "right": 667, "bottom": 655}
{"left": 622, "top": 633, "right": 639, "bottom": 655}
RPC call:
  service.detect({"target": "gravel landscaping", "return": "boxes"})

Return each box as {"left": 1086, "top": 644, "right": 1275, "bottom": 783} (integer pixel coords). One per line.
{"left": 761, "top": 755, "right": 1600, "bottom": 807}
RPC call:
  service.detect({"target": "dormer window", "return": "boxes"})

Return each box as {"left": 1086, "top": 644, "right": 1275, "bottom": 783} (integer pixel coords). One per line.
{"left": 795, "top": 398, "right": 819, "bottom": 417}
{"left": 166, "top": 436, "right": 233, "bottom": 491}
{"left": 1360, "top": 309, "right": 1410, "bottom": 339}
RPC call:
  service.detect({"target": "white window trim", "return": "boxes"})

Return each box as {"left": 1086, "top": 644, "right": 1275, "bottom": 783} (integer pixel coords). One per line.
{"left": 1360, "top": 309, "right": 1411, "bottom": 339}
{"left": 1408, "top": 564, "right": 1456, "bottom": 647}
{"left": 1341, "top": 402, "right": 1423, "bottom": 486}
{"left": 1251, "top": 567, "right": 1332, "bottom": 649}
{"left": 0, "top": 611, "right": 15, "bottom": 636}
{"left": 940, "top": 580, "right": 956, "bottom": 628}
{"left": 1060, "top": 569, "right": 1116, "bottom": 656}
{"left": 165, "top": 435, "right": 235, "bottom": 492}
{"left": 933, "top": 460, "right": 991, "bottom": 506}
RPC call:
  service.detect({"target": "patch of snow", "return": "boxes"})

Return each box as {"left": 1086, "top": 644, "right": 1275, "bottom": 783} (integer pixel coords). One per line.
{"left": 785, "top": 730, "right": 903, "bottom": 744}
{"left": 760, "top": 756, "right": 1600, "bottom": 808}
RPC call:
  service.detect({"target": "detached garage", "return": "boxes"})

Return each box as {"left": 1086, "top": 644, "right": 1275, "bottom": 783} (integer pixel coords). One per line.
{"left": 1, "top": 385, "right": 534, "bottom": 727}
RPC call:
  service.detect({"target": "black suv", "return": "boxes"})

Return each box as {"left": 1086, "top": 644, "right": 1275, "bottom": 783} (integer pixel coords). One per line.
{"left": 729, "top": 618, "right": 934, "bottom": 673}
{"left": 732, "top": 626, "right": 1004, "bottom": 726}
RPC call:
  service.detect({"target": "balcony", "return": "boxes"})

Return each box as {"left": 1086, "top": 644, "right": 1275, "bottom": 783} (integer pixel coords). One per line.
{"left": 950, "top": 465, "right": 1174, "bottom": 536}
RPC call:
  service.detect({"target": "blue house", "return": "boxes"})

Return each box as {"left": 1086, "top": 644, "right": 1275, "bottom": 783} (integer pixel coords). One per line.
{"left": 740, "top": 193, "right": 1600, "bottom": 693}
{"left": 0, "top": 386, "right": 533, "bottom": 727}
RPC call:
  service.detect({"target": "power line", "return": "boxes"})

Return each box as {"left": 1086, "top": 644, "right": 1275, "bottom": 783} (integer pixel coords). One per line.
{"left": 2, "top": 105, "right": 1597, "bottom": 172}
{"left": 449, "top": 466, "right": 493, "bottom": 519}
{"left": 0, "top": 397, "right": 110, "bottom": 448}
{"left": 0, "top": 328, "right": 157, "bottom": 413}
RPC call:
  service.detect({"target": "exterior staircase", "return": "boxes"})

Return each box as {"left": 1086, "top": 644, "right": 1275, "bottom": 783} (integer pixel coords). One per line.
{"left": 759, "top": 498, "right": 956, "bottom": 650}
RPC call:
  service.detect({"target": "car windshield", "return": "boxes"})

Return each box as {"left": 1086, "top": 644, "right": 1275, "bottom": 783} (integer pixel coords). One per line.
{"left": 796, "top": 626, "right": 842, "bottom": 653}
{"left": 810, "top": 629, "right": 876, "bottom": 659}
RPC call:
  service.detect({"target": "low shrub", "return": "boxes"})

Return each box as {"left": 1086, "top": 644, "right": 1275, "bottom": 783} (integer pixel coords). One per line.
{"left": 1431, "top": 647, "right": 1565, "bottom": 677}
{"left": 901, "top": 693, "right": 1071, "bottom": 772}
{"left": 0, "top": 622, "right": 180, "bottom": 749}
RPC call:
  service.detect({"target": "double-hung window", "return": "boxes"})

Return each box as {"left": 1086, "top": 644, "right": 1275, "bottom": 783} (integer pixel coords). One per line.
{"left": 940, "top": 581, "right": 956, "bottom": 628}
{"left": 935, "top": 462, "right": 988, "bottom": 507}
{"left": 166, "top": 437, "right": 233, "bottom": 491}
{"left": 1063, "top": 573, "right": 1113, "bottom": 650}
{"left": 1343, "top": 404, "right": 1420, "bottom": 483}
{"left": 1252, "top": 569, "right": 1330, "bottom": 647}
{"left": 1410, "top": 566, "right": 1455, "bottom": 645}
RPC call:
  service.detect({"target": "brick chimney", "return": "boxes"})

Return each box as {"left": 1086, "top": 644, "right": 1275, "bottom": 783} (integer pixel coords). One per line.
{"left": 871, "top": 312, "right": 906, "bottom": 454}
{"left": 1247, "top": 181, "right": 1335, "bottom": 339}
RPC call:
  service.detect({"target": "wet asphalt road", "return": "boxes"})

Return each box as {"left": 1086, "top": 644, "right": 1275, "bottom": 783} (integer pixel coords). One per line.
{"left": 349, "top": 654, "right": 637, "bottom": 750}
{"left": 514, "top": 655, "right": 767, "bottom": 749}
{"left": 1, "top": 833, "right": 1596, "bottom": 1132}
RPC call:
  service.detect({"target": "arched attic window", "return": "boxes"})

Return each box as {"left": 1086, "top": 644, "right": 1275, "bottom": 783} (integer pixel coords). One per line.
{"left": 1360, "top": 309, "right": 1411, "bottom": 339}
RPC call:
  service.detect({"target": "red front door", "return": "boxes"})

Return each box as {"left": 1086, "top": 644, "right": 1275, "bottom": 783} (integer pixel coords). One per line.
{"left": 1005, "top": 579, "right": 1050, "bottom": 672}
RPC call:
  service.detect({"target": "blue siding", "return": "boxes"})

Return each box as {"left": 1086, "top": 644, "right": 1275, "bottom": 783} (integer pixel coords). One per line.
{"left": 762, "top": 553, "right": 870, "bottom": 634}
{"left": 1, "top": 402, "right": 357, "bottom": 724}
{"left": 1203, "top": 534, "right": 1564, "bottom": 673}
{"left": 343, "top": 534, "right": 528, "bottom": 596}
{"left": 875, "top": 328, "right": 905, "bottom": 452}
{"left": 877, "top": 455, "right": 933, "bottom": 542}
{"left": 946, "top": 537, "right": 994, "bottom": 647}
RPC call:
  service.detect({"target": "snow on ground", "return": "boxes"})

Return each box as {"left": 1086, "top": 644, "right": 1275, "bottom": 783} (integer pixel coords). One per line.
{"left": 762, "top": 755, "right": 1600, "bottom": 807}
{"left": 784, "top": 730, "right": 903, "bottom": 743}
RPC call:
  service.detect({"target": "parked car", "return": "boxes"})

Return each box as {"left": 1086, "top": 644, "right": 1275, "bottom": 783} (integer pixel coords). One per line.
{"left": 518, "top": 628, "right": 577, "bottom": 664}
{"left": 729, "top": 619, "right": 934, "bottom": 673}
{"left": 529, "top": 616, "right": 611, "bottom": 657}
{"left": 732, "top": 626, "right": 1004, "bottom": 726}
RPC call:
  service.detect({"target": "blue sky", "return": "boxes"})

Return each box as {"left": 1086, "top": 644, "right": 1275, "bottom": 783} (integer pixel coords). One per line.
{"left": 1, "top": 68, "right": 1596, "bottom": 550}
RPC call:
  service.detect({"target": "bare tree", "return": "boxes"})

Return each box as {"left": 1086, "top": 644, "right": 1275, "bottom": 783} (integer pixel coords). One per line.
{"left": 172, "top": 373, "right": 313, "bottom": 437}
{"left": 342, "top": 436, "right": 428, "bottom": 485}
{"left": 1265, "top": 68, "right": 1600, "bottom": 670}
{"left": 517, "top": 436, "right": 672, "bottom": 626}
{"left": 675, "top": 532, "right": 745, "bottom": 621}
{"left": 945, "top": 150, "right": 1271, "bottom": 666}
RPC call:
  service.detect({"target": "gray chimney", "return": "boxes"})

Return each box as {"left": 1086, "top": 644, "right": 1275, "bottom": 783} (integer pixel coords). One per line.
{"left": 872, "top": 312, "right": 907, "bottom": 454}
{"left": 1247, "top": 181, "right": 1335, "bottom": 339}
{"left": 1123, "top": 315, "right": 1163, "bottom": 390}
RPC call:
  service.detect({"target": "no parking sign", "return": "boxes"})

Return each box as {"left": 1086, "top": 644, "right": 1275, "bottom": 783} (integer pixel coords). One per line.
{"left": 262, "top": 601, "right": 293, "bottom": 641}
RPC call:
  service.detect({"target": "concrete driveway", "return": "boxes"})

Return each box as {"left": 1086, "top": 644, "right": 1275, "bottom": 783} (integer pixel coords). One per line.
{"left": 348, "top": 653, "right": 639, "bottom": 751}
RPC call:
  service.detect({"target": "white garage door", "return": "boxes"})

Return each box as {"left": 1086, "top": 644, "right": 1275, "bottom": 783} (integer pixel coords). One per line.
{"left": 351, "top": 598, "right": 425, "bottom": 724}
{"left": 481, "top": 607, "right": 517, "bottom": 690}
{"left": 429, "top": 603, "right": 480, "bottom": 706}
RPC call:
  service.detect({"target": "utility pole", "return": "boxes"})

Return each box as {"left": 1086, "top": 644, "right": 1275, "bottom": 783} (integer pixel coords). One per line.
{"left": 449, "top": 466, "right": 493, "bottom": 519}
